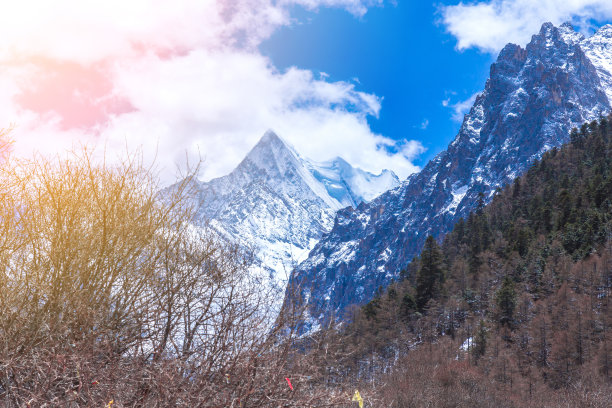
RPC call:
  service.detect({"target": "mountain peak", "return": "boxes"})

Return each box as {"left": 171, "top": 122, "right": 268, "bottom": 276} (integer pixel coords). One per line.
{"left": 253, "top": 129, "right": 291, "bottom": 153}
{"left": 526, "top": 21, "right": 585, "bottom": 57}
{"left": 535, "top": 22, "right": 559, "bottom": 41}
{"left": 532, "top": 21, "right": 563, "bottom": 46}
{"left": 559, "top": 21, "right": 584, "bottom": 45}
{"left": 497, "top": 42, "right": 526, "bottom": 62}
{"left": 244, "top": 130, "right": 297, "bottom": 170}
{"left": 538, "top": 21, "right": 555, "bottom": 35}
{"left": 183, "top": 129, "right": 401, "bottom": 304}
{"left": 560, "top": 21, "right": 574, "bottom": 29}
{"left": 594, "top": 23, "right": 612, "bottom": 38}
{"left": 260, "top": 129, "right": 283, "bottom": 144}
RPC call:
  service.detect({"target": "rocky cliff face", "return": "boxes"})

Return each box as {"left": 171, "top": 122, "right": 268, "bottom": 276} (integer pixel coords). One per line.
{"left": 183, "top": 130, "right": 398, "bottom": 297}
{"left": 283, "top": 22, "right": 612, "bottom": 331}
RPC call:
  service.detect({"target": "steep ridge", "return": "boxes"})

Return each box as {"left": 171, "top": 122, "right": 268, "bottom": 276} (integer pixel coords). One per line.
{"left": 332, "top": 114, "right": 612, "bottom": 406}
{"left": 284, "top": 22, "right": 612, "bottom": 331}
{"left": 581, "top": 24, "right": 612, "bottom": 103}
{"left": 185, "top": 130, "right": 399, "bottom": 293}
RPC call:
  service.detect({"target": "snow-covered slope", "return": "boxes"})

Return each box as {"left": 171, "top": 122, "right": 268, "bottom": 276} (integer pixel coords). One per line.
{"left": 306, "top": 157, "right": 399, "bottom": 206}
{"left": 184, "top": 130, "right": 399, "bottom": 298}
{"left": 283, "top": 22, "right": 612, "bottom": 332}
{"left": 582, "top": 24, "right": 612, "bottom": 103}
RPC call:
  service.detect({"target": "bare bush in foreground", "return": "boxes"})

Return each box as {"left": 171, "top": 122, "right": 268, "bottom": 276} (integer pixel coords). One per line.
{"left": 0, "top": 148, "right": 358, "bottom": 407}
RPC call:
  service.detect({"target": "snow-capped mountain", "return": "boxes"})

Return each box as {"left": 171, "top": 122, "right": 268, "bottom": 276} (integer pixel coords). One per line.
{"left": 185, "top": 130, "right": 399, "bottom": 295}
{"left": 283, "top": 22, "right": 612, "bottom": 331}
{"left": 581, "top": 24, "right": 612, "bottom": 103}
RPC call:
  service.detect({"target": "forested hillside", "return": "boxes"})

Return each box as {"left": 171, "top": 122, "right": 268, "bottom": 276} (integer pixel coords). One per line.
{"left": 321, "top": 114, "right": 612, "bottom": 406}
{"left": 2, "top": 115, "right": 612, "bottom": 406}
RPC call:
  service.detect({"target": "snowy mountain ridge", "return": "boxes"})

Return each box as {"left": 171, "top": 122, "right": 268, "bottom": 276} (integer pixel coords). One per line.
{"left": 282, "top": 22, "right": 612, "bottom": 332}
{"left": 185, "top": 130, "right": 399, "bottom": 295}
{"left": 581, "top": 24, "right": 612, "bottom": 103}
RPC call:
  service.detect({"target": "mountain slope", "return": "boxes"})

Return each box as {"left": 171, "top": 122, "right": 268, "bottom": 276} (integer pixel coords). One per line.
{"left": 581, "top": 24, "right": 612, "bottom": 102}
{"left": 284, "top": 22, "right": 612, "bottom": 331}
{"left": 187, "top": 130, "right": 399, "bottom": 292}
{"left": 336, "top": 114, "right": 612, "bottom": 407}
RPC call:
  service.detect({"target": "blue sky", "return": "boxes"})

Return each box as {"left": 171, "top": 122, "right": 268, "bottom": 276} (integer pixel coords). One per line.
{"left": 261, "top": 2, "right": 495, "bottom": 167}
{"left": 3, "top": 0, "right": 611, "bottom": 183}
{"left": 260, "top": 1, "right": 612, "bottom": 169}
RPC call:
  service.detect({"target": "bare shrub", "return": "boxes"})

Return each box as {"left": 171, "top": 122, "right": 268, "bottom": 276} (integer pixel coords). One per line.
{"left": 0, "top": 144, "right": 369, "bottom": 407}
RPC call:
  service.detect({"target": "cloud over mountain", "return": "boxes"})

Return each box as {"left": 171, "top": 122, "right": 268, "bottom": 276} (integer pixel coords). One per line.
{"left": 441, "top": 0, "right": 612, "bottom": 53}
{"left": 0, "top": 0, "right": 421, "bottom": 183}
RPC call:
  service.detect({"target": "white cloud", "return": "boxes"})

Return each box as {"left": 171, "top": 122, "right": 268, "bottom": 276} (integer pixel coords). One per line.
{"left": 419, "top": 119, "right": 429, "bottom": 130}
{"left": 444, "top": 93, "right": 479, "bottom": 122}
{"left": 1, "top": 0, "right": 421, "bottom": 184}
{"left": 441, "top": 0, "right": 612, "bottom": 53}
{"left": 0, "top": 0, "right": 373, "bottom": 62}
{"left": 100, "top": 50, "right": 411, "bottom": 179}
{"left": 284, "top": 0, "right": 383, "bottom": 17}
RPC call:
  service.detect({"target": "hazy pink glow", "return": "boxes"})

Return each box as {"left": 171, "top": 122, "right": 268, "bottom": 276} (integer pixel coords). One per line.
{"left": 0, "top": 0, "right": 423, "bottom": 184}
{"left": 14, "top": 59, "right": 134, "bottom": 130}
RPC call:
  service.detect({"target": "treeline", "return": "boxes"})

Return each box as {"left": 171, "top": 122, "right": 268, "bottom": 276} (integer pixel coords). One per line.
{"left": 322, "top": 114, "right": 612, "bottom": 406}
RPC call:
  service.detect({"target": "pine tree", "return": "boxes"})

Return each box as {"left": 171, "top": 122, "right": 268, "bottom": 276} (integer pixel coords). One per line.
{"left": 400, "top": 292, "right": 416, "bottom": 320}
{"left": 416, "top": 235, "right": 445, "bottom": 312}
{"left": 496, "top": 276, "right": 517, "bottom": 327}
{"left": 476, "top": 191, "right": 485, "bottom": 213}
{"left": 472, "top": 320, "right": 488, "bottom": 361}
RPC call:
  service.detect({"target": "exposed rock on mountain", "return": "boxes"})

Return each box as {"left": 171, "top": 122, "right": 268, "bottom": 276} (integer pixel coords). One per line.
{"left": 184, "top": 130, "right": 399, "bottom": 295}
{"left": 284, "top": 22, "right": 612, "bottom": 331}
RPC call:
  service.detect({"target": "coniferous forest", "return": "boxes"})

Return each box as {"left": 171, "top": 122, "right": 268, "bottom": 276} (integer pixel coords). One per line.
{"left": 317, "top": 114, "right": 612, "bottom": 406}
